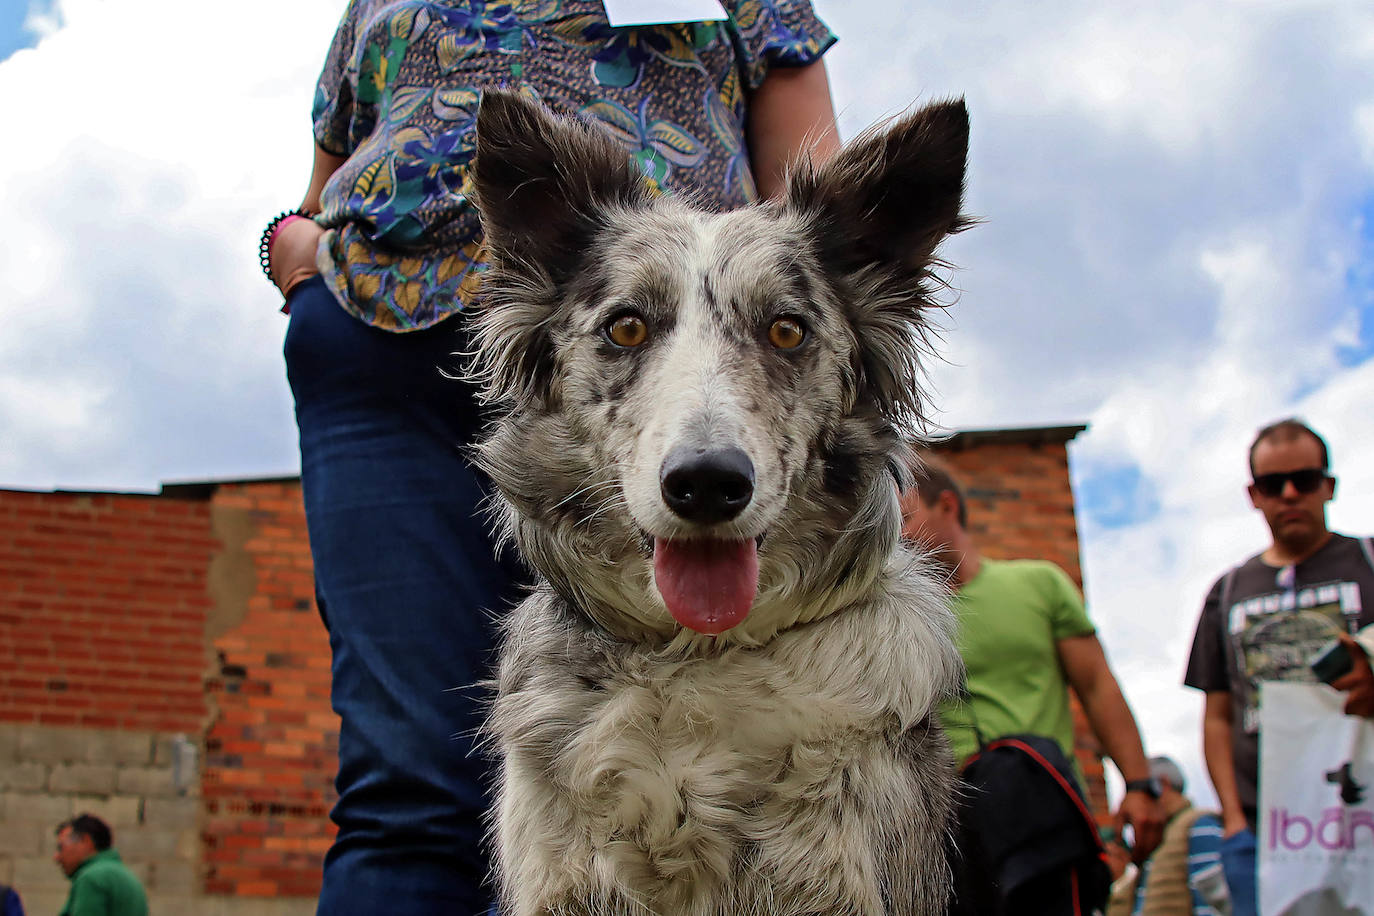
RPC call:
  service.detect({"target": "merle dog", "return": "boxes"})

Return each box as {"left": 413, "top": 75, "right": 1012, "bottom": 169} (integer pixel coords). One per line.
{"left": 470, "top": 89, "right": 970, "bottom": 916}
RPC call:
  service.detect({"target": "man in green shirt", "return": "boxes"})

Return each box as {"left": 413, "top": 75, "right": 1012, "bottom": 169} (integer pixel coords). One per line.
{"left": 901, "top": 459, "right": 1164, "bottom": 914}
{"left": 54, "top": 814, "right": 148, "bottom": 916}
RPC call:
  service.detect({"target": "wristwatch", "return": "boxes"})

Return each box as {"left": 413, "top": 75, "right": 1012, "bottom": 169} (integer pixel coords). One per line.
{"left": 1124, "top": 777, "right": 1162, "bottom": 799}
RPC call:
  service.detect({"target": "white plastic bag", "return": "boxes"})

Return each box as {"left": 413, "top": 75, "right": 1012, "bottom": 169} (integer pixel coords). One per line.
{"left": 1258, "top": 681, "right": 1373, "bottom": 916}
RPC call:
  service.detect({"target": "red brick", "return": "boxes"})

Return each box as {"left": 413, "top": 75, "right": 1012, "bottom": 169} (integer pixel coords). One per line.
{"left": 235, "top": 881, "right": 278, "bottom": 897}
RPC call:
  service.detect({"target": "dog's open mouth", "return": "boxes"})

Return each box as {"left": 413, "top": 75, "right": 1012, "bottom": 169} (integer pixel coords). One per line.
{"left": 652, "top": 537, "right": 758, "bottom": 635}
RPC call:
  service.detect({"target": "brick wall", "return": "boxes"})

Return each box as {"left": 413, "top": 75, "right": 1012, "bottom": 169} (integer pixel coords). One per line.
{"left": 935, "top": 437, "right": 1083, "bottom": 584}
{"left": 931, "top": 426, "right": 1112, "bottom": 824}
{"left": 0, "top": 490, "right": 215, "bottom": 911}
{"left": 0, "top": 490, "right": 213, "bottom": 733}
{"left": 202, "top": 482, "right": 336, "bottom": 899}
{"left": 0, "top": 483, "right": 325, "bottom": 914}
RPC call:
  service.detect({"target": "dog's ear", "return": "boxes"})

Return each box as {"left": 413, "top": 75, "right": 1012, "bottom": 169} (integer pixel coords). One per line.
{"left": 473, "top": 89, "right": 653, "bottom": 281}
{"left": 787, "top": 98, "right": 969, "bottom": 275}
{"left": 786, "top": 99, "right": 970, "bottom": 428}
{"left": 470, "top": 90, "right": 653, "bottom": 409}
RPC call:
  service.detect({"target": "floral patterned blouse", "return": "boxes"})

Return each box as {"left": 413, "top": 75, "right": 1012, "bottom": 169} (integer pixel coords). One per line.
{"left": 311, "top": 0, "right": 835, "bottom": 331}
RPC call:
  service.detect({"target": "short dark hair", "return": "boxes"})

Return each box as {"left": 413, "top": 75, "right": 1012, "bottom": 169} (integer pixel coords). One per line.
{"left": 911, "top": 459, "right": 968, "bottom": 530}
{"left": 58, "top": 814, "right": 112, "bottom": 851}
{"left": 1249, "top": 418, "right": 1330, "bottom": 477}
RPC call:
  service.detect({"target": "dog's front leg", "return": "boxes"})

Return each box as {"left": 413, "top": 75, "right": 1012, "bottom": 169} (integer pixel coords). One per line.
{"left": 748, "top": 733, "right": 952, "bottom": 916}
{"left": 495, "top": 753, "right": 595, "bottom": 916}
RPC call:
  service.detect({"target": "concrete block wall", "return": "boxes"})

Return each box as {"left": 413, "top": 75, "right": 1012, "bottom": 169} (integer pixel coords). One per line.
{"left": 0, "top": 725, "right": 201, "bottom": 915}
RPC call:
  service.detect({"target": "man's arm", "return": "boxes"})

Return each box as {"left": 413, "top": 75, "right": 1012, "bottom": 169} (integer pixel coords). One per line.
{"left": 1201, "top": 690, "right": 1248, "bottom": 836}
{"left": 268, "top": 144, "right": 347, "bottom": 297}
{"left": 1058, "top": 633, "right": 1165, "bottom": 858}
{"left": 746, "top": 58, "right": 841, "bottom": 200}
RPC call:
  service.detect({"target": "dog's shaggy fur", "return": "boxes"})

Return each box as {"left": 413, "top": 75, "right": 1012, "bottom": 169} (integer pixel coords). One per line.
{"left": 470, "top": 90, "right": 971, "bottom": 916}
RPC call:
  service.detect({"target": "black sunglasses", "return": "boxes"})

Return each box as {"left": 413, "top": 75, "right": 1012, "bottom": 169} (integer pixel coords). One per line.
{"left": 1251, "top": 468, "right": 1330, "bottom": 498}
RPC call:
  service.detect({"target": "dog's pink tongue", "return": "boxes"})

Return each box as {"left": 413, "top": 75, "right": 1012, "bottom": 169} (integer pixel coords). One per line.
{"left": 653, "top": 538, "right": 758, "bottom": 635}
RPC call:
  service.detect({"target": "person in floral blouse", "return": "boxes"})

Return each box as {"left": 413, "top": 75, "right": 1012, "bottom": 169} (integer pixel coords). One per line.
{"left": 262, "top": 2, "right": 841, "bottom": 913}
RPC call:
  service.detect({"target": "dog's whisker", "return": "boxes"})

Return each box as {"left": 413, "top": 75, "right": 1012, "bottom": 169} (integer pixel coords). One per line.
{"left": 550, "top": 478, "right": 621, "bottom": 513}
{"left": 577, "top": 498, "right": 627, "bottom": 530}
{"left": 573, "top": 488, "right": 629, "bottom": 530}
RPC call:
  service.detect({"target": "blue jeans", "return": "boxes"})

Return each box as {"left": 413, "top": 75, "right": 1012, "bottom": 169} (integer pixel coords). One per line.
{"left": 285, "top": 277, "right": 525, "bottom": 915}
{"left": 1220, "top": 828, "right": 1258, "bottom": 916}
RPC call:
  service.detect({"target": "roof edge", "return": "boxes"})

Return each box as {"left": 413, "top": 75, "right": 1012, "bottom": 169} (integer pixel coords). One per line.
{"left": 1, "top": 472, "right": 302, "bottom": 500}
{"left": 158, "top": 473, "right": 301, "bottom": 498}
{"left": 926, "top": 423, "right": 1089, "bottom": 451}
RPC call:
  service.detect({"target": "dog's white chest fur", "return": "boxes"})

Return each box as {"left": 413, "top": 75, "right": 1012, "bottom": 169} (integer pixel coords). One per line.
{"left": 490, "top": 571, "right": 956, "bottom": 916}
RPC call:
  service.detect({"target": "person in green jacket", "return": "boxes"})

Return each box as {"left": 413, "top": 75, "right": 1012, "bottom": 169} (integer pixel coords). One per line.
{"left": 54, "top": 814, "right": 147, "bottom": 916}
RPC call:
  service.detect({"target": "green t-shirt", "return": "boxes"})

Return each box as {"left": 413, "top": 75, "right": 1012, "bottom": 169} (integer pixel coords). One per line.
{"left": 940, "top": 558, "right": 1096, "bottom": 769}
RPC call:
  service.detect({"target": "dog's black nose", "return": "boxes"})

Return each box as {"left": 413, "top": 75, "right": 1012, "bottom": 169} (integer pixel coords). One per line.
{"left": 660, "top": 446, "right": 755, "bottom": 524}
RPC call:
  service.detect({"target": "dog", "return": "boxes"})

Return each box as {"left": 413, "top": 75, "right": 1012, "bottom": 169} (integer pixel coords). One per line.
{"left": 469, "top": 89, "right": 970, "bottom": 916}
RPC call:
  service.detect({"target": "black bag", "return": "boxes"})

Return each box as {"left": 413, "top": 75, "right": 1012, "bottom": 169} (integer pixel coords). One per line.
{"left": 953, "top": 734, "right": 1113, "bottom": 914}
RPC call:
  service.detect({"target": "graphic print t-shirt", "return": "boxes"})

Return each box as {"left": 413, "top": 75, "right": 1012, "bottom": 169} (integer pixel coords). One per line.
{"left": 1184, "top": 533, "right": 1374, "bottom": 826}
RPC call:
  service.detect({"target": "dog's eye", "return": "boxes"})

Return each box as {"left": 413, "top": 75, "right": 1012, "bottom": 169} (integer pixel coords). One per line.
{"left": 606, "top": 313, "right": 649, "bottom": 348}
{"left": 767, "top": 317, "right": 806, "bottom": 350}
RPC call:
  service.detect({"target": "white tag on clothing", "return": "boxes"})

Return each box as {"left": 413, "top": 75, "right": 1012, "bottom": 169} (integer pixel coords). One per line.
{"left": 601, "top": 0, "right": 728, "bottom": 27}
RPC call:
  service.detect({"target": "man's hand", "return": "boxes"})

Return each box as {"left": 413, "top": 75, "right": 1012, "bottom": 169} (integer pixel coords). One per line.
{"left": 1116, "top": 790, "right": 1164, "bottom": 862}
{"left": 1331, "top": 631, "right": 1374, "bottom": 718}
{"left": 269, "top": 217, "right": 326, "bottom": 297}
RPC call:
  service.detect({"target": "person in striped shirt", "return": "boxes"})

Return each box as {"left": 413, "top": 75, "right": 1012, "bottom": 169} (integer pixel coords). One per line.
{"left": 1111, "top": 757, "right": 1231, "bottom": 916}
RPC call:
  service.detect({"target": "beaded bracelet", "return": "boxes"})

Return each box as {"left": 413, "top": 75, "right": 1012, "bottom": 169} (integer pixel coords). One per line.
{"left": 258, "top": 208, "right": 311, "bottom": 283}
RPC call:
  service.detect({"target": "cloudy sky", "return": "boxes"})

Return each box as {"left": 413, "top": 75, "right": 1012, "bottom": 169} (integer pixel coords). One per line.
{"left": 3, "top": 0, "right": 1371, "bottom": 807}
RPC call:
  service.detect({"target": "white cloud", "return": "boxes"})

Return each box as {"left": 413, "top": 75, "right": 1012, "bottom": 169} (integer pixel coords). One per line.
{"left": 1356, "top": 103, "right": 1374, "bottom": 167}
{"left": 0, "top": 0, "right": 343, "bottom": 490}
{"left": 21, "top": 0, "right": 62, "bottom": 40}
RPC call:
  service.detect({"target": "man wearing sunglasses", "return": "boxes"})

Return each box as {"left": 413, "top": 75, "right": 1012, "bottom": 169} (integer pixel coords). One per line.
{"left": 1184, "top": 418, "right": 1374, "bottom": 916}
